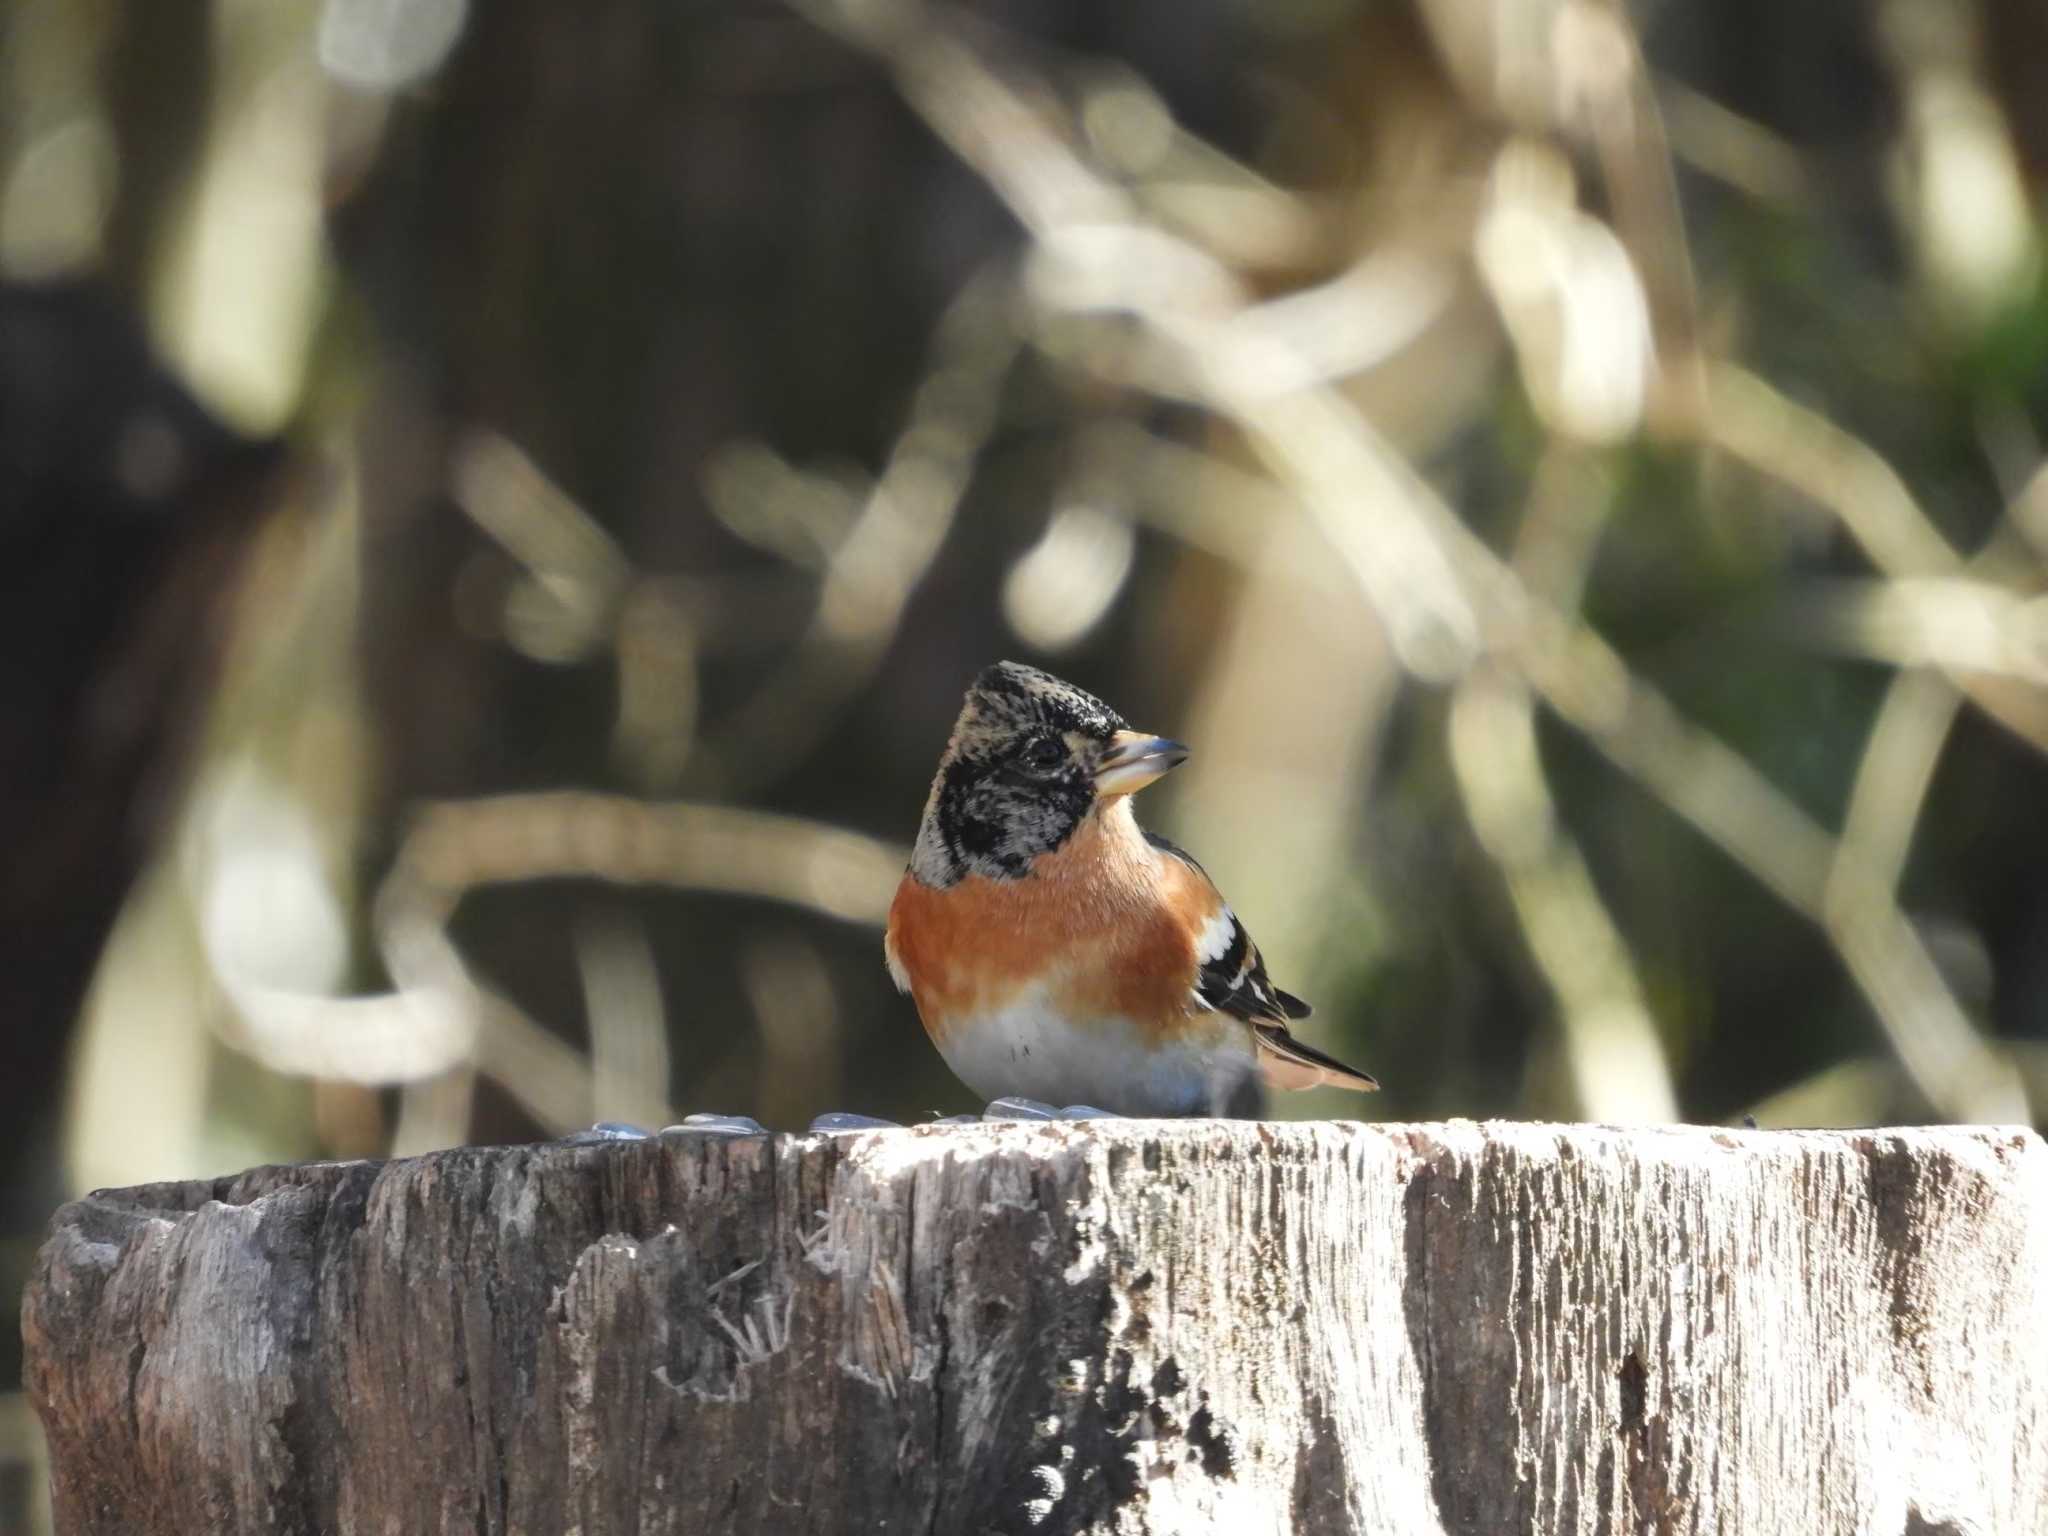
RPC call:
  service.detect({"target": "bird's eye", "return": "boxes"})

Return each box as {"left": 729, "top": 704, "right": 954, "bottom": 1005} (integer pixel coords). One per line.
{"left": 1019, "top": 736, "right": 1066, "bottom": 771}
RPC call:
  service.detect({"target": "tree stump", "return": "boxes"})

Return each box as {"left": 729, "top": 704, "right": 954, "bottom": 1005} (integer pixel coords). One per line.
{"left": 22, "top": 1121, "right": 2048, "bottom": 1534}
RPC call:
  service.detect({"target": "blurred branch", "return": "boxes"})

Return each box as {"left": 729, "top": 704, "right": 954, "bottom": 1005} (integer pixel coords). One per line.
{"left": 1029, "top": 231, "right": 1485, "bottom": 679}
{"left": 374, "top": 792, "right": 905, "bottom": 1129}
{"left": 388, "top": 1065, "right": 478, "bottom": 1158}
{"left": 452, "top": 431, "right": 703, "bottom": 787}
{"left": 1414, "top": 0, "right": 1698, "bottom": 405}
{"left": 1835, "top": 670, "right": 1962, "bottom": 897}
{"left": 394, "top": 793, "right": 905, "bottom": 923}
{"left": 1450, "top": 447, "right": 1676, "bottom": 1123}
{"left": 1823, "top": 670, "right": 1990, "bottom": 1118}
{"left": 800, "top": 0, "right": 1483, "bottom": 679}
{"left": 1515, "top": 606, "right": 2026, "bottom": 1121}
{"left": 1703, "top": 363, "right": 1962, "bottom": 575}
{"left": 1451, "top": 667, "right": 1678, "bottom": 1121}
{"left": 2013, "top": 459, "right": 2048, "bottom": 565}
{"left": 740, "top": 935, "right": 842, "bottom": 1134}
{"left": 1652, "top": 74, "right": 1812, "bottom": 209}
{"left": 1747, "top": 1041, "right": 2048, "bottom": 1130}
{"left": 450, "top": 430, "right": 633, "bottom": 664}
{"left": 1566, "top": 6, "right": 1702, "bottom": 373}
{"left": 1874, "top": 0, "right": 2040, "bottom": 326}
{"left": 688, "top": 266, "right": 1023, "bottom": 793}
{"left": 366, "top": 865, "right": 628, "bottom": 1140}
{"left": 202, "top": 791, "right": 904, "bottom": 1140}
{"left": 1699, "top": 363, "right": 2048, "bottom": 754}
{"left": 216, "top": 980, "right": 476, "bottom": 1086}
{"left": 1741, "top": 1054, "right": 1919, "bottom": 1129}
{"left": 575, "top": 909, "right": 673, "bottom": 1132}
{"left": 1783, "top": 576, "right": 2048, "bottom": 682}
{"left": 789, "top": 0, "right": 2031, "bottom": 1121}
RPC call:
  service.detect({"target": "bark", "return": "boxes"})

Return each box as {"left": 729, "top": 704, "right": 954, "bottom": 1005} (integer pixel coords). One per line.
{"left": 23, "top": 1121, "right": 2048, "bottom": 1535}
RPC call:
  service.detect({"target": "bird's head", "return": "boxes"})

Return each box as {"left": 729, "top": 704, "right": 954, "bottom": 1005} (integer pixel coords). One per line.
{"left": 908, "top": 661, "right": 1188, "bottom": 885}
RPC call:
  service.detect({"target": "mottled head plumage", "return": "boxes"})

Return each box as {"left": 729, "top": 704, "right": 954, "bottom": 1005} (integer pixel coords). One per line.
{"left": 909, "top": 662, "right": 1130, "bottom": 886}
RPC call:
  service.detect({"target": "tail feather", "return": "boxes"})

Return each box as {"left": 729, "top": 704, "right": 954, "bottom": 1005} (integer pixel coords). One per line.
{"left": 1253, "top": 1024, "right": 1379, "bottom": 1093}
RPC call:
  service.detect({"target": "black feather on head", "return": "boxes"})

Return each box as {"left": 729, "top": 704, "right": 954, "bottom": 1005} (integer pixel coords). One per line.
{"left": 908, "top": 662, "right": 1128, "bottom": 885}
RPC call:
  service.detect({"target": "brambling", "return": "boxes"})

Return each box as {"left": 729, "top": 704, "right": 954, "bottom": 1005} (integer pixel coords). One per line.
{"left": 885, "top": 661, "right": 1378, "bottom": 1118}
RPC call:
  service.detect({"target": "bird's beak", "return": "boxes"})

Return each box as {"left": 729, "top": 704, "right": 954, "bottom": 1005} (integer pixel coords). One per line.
{"left": 1094, "top": 729, "right": 1190, "bottom": 797}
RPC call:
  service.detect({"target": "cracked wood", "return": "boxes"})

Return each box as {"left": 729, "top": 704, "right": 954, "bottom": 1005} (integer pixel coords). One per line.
{"left": 23, "top": 1122, "right": 2048, "bottom": 1534}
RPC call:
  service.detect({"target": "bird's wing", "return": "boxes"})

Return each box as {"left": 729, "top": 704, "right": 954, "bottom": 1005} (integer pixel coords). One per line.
{"left": 1144, "top": 832, "right": 1377, "bottom": 1093}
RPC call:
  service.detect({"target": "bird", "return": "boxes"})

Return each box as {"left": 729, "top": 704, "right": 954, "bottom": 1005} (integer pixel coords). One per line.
{"left": 885, "top": 661, "right": 1378, "bottom": 1118}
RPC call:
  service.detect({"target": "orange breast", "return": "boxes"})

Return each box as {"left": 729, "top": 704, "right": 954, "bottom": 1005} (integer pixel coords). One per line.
{"left": 887, "top": 805, "right": 1216, "bottom": 1046}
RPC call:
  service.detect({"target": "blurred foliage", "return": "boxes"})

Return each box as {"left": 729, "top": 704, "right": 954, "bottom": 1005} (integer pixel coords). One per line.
{"left": 8, "top": 0, "right": 2048, "bottom": 1525}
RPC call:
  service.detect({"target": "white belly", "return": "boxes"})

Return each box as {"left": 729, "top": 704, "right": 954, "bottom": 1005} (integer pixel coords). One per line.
{"left": 937, "top": 986, "right": 1258, "bottom": 1116}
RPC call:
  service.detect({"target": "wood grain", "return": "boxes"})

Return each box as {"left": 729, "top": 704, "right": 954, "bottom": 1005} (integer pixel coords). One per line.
{"left": 24, "top": 1121, "right": 2048, "bottom": 1534}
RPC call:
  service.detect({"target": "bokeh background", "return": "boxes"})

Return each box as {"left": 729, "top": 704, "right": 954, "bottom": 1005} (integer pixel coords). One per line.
{"left": 8, "top": 0, "right": 2048, "bottom": 1524}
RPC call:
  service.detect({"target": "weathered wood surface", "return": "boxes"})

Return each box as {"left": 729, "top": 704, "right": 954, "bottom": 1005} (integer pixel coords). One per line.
{"left": 23, "top": 1121, "right": 2048, "bottom": 1535}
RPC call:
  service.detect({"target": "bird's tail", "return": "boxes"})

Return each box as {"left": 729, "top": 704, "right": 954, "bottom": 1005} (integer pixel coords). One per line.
{"left": 1253, "top": 1024, "right": 1380, "bottom": 1093}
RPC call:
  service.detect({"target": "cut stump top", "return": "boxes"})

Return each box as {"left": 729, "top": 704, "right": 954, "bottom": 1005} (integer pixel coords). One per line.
{"left": 24, "top": 1120, "right": 2048, "bottom": 1535}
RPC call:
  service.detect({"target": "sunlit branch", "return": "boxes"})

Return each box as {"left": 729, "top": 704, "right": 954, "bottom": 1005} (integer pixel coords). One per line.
{"left": 395, "top": 792, "right": 906, "bottom": 924}
{"left": 575, "top": 908, "right": 674, "bottom": 1134}
{"left": 1450, "top": 668, "right": 1679, "bottom": 1122}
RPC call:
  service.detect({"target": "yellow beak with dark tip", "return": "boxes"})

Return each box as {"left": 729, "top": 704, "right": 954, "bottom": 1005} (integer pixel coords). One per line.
{"left": 1093, "top": 730, "right": 1190, "bottom": 797}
